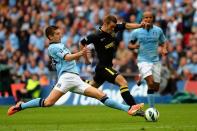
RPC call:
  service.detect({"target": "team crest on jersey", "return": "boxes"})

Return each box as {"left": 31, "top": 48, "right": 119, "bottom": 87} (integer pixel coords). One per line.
{"left": 60, "top": 49, "right": 63, "bottom": 53}
{"left": 56, "top": 83, "right": 61, "bottom": 88}
{"left": 152, "top": 31, "right": 158, "bottom": 36}
{"left": 100, "top": 38, "right": 105, "bottom": 42}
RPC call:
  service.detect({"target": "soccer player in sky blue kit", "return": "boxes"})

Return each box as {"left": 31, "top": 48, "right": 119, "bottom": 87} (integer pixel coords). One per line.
{"left": 8, "top": 25, "right": 144, "bottom": 116}
{"left": 128, "top": 11, "right": 168, "bottom": 107}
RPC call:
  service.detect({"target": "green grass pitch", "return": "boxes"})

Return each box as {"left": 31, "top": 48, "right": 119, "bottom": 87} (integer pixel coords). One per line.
{"left": 0, "top": 104, "right": 197, "bottom": 131}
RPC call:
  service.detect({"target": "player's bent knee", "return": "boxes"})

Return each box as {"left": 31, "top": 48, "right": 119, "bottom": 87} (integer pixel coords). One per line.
{"left": 84, "top": 86, "right": 105, "bottom": 100}
{"left": 115, "top": 75, "right": 128, "bottom": 86}
{"left": 147, "top": 81, "right": 154, "bottom": 89}
{"left": 154, "top": 83, "right": 160, "bottom": 92}
{"left": 92, "top": 89, "right": 106, "bottom": 100}
{"left": 96, "top": 91, "right": 106, "bottom": 100}
{"left": 120, "top": 81, "right": 128, "bottom": 87}
{"left": 154, "top": 86, "right": 159, "bottom": 92}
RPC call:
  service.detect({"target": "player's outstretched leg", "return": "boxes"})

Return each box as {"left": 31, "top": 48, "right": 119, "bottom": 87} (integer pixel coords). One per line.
{"left": 84, "top": 86, "right": 144, "bottom": 116}
{"left": 7, "top": 98, "right": 45, "bottom": 116}
{"left": 100, "top": 95, "right": 144, "bottom": 115}
{"left": 7, "top": 89, "right": 64, "bottom": 116}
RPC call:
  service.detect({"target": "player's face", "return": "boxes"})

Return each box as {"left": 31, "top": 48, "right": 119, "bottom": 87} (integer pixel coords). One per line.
{"left": 51, "top": 29, "right": 62, "bottom": 41}
{"left": 106, "top": 21, "right": 116, "bottom": 33}
{"left": 143, "top": 14, "right": 153, "bottom": 24}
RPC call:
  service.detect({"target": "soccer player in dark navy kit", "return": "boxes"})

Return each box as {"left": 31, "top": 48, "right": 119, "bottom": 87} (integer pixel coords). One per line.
{"left": 80, "top": 15, "right": 146, "bottom": 115}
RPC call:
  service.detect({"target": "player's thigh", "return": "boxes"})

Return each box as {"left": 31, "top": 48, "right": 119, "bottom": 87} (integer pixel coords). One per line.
{"left": 89, "top": 79, "right": 102, "bottom": 88}
{"left": 102, "top": 67, "right": 118, "bottom": 84}
{"left": 93, "top": 66, "right": 105, "bottom": 86}
{"left": 145, "top": 75, "right": 154, "bottom": 86}
{"left": 70, "top": 74, "right": 91, "bottom": 94}
{"left": 84, "top": 86, "right": 105, "bottom": 100}
{"left": 137, "top": 62, "right": 153, "bottom": 79}
{"left": 45, "top": 73, "right": 75, "bottom": 105}
{"left": 66, "top": 74, "right": 105, "bottom": 99}
{"left": 71, "top": 77, "right": 105, "bottom": 99}
{"left": 154, "top": 82, "right": 160, "bottom": 91}
{"left": 152, "top": 62, "right": 161, "bottom": 83}
{"left": 53, "top": 73, "right": 76, "bottom": 93}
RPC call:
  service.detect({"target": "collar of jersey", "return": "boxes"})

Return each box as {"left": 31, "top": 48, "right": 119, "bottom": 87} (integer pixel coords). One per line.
{"left": 99, "top": 26, "right": 112, "bottom": 36}
{"left": 49, "top": 41, "right": 61, "bottom": 44}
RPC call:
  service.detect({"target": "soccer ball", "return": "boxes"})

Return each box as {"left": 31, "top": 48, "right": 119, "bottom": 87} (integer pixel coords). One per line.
{"left": 144, "top": 108, "right": 159, "bottom": 122}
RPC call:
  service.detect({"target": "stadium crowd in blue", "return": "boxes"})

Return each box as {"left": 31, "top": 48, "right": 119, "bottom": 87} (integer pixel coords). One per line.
{"left": 0, "top": 0, "right": 196, "bottom": 97}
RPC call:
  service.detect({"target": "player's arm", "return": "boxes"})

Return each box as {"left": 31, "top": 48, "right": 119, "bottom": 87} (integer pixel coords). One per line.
{"left": 79, "top": 43, "right": 91, "bottom": 64}
{"left": 125, "top": 21, "right": 147, "bottom": 29}
{"left": 53, "top": 46, "right": 89, "bottom": 61}
{"left": 128, "top": 29, "right": 139, "bottom": 50}
{"left": 128, "top": 40, "right": 139, "bottom": 50}
{"left": 64, "top": 47, "right": 89, "bottom": 61}
{"left": 160, "top": 43, "right": 168, "bottom": 56}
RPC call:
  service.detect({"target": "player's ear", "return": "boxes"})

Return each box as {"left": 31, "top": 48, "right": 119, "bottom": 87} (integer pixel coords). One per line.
{"left": 48, "top": 35, "right": 53, "bottom": 40}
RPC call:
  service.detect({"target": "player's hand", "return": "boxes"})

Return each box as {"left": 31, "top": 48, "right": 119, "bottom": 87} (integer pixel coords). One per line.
{"left": 161, "top": 48, "right": 168, "bottom": 56}
{"left": 140, "top": 22, "right": 151, "bottom": 29}
{"left": 133, "top": 44, "right": 140, "bottom": 49}
{"left": 140, "top": 22, "right": 150, "bottom": 28}
{"left": 81, "top": 47, "right": 91, "bottom": 56}
{"left": 140, "top": 21, "right": 146, "bottom": 28}
{"left": 128, "top": 43, "right": 140, "bottom": 50}
{"left": 81, "top": 47, "right": 91, "bottom": 64}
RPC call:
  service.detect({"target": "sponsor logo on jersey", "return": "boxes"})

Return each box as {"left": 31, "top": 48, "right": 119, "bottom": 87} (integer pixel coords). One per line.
{"left": 105, "top": 42, "right": 114, "bottom": 49}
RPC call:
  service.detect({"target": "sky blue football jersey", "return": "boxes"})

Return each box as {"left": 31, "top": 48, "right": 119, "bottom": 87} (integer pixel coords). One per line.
{"left": 130, "top": 25, "right": 166, "bottom": 63}
{"left": 48, "top": 43, "right": 78, "bottom": 78}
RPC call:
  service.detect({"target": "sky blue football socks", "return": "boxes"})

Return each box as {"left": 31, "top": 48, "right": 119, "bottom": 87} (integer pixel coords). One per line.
{"left": 20, "top": 96, "right": 130, "bottom": 112}
{"left": 147, "top": 89, "right": 155, "bottom": 108}
{"left": 100, "top": 96, "right": 129, "bottom": 112}
{"left": 21, "top": 98, "right": 44, "bottom": 109}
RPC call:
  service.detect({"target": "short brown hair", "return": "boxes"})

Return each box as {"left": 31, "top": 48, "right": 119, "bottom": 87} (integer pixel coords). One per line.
{"left": 103, "top": 15, "right": 117, "bottom": 24}
{"left": 45, "top": 25, "right": 58, "bottom": 39}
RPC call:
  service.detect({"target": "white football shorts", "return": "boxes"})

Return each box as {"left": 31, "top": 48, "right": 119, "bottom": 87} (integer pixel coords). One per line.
{"left": 54, "top": 72, "right": 90, "bottom": 94}
{"left": 137, "top": 62, "right": 161, "bottom": 83}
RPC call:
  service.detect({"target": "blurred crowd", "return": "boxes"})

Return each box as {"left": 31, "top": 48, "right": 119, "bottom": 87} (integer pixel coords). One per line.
{"left": 0, "top": 0, "right": 197, "bottom": 97}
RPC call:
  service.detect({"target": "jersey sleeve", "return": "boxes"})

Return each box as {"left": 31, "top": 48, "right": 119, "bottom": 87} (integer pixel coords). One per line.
{"left": 130, "top": 29, "right": 138, "bottom": 42}
{"left": 49, "top": 46, "right": 69, "bottom": 59}
{"left": 158, "top": 28, "right": 166, "bottom": 45}
{"left": 114, "top": 23, "right": 126, "bottom": 32}
{"left": 56, "top": 48, "right": 69, "bottom": 59}
{"left": 80, "top": 34, "right": 96, "bottom": 46}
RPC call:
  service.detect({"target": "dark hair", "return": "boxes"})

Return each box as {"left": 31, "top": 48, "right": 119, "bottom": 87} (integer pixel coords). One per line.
{"left": 103, "top": 15, "right": 117, "bottom": 24}
{"left": 45, "top": 25, "right": 58, "bottom": 39}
